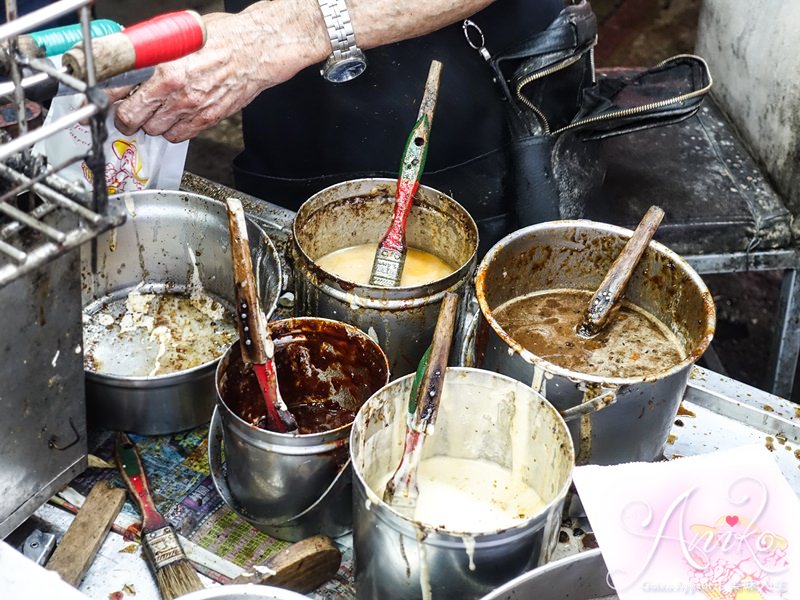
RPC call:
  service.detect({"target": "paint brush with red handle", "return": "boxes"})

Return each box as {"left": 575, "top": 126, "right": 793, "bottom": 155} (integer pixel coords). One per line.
{"left": 0, "top": 11, "right": 205, "bottom": 103}
{"left": 115, "top": 432, "right": 204, "bottom": 599}
{"left": 383, "top": 292, "right": 459, "bottom": 514}
{"left": 369, "top": 60, "right": 443, "bottom": 287}
{"left": 61, "top": 10, "right": 207, "bottom": 81}
{"left": 226, "top": 197, "right": 298, "bottom": 433}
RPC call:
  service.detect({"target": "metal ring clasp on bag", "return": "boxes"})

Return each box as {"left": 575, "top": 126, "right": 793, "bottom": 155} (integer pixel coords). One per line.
{"left": 462, "top": 19, "right": 508, "bottom": 100}
{"left": 462, "top": 19, "right": 491, "bottom": 62}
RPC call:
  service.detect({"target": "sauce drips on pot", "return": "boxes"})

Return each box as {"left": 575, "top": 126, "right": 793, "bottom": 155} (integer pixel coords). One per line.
{"left": 493, "top": 289, "right": 685, "bottom": 378}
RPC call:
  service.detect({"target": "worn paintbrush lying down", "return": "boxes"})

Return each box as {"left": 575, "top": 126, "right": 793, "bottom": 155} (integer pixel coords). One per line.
{"left": 369, "top": 59, "right": 443, "bottom": 287}
{"left": 383, "top": 292, "right": 459, "bottom": 514}
{"left": 51, "top": 487, "right": 342, "bottom": 592}
{"left": 115, "top": 432, "right": 204, "bottom": 599}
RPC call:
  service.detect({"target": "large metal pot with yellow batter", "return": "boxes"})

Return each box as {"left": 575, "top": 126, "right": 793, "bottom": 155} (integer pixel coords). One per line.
{"left": 291, "top": 178, "right": 478, "bottom": 378}
{"left": 466, "top": 220, "right": 715, "bottom": 465}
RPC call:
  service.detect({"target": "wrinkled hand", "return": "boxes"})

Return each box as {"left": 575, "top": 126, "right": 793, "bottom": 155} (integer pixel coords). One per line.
{"left": 107, "top": 11, "right": 309, "bottom": 142}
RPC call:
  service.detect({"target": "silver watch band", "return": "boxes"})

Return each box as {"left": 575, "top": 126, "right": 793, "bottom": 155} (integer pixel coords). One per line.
{"left": 319, "top": 0, "right": 361, "bottom": 60}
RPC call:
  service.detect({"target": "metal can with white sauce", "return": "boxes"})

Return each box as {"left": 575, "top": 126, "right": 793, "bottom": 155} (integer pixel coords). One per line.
{"left": 350, "top": 367, "right": 574, "bottom": 600}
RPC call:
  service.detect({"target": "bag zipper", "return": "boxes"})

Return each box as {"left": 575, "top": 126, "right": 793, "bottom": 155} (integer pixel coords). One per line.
{"left": 515, "top": 41, "right": 597, "bottom": 135}
{"left": 551, "top": 54, "right": 713, "bottom": 136}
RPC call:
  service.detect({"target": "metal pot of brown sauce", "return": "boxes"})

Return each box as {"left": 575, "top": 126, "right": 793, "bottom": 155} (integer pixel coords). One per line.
{"left": 468, "top": 220, "right": 715, "bottom": 465}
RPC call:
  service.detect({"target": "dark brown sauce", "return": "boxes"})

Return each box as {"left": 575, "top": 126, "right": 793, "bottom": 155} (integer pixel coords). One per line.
{"left": 220, "top": 320, "right": 388, "bottom": 434}
{"left": 493, "top": 289, "right": 685, "bottom": 378}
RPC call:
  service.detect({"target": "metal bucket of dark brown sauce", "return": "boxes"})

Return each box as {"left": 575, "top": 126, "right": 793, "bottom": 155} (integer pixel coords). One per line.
{"left": 208, "top": 317, "right": 389, "bottom": 541}
{"left": 467, "top": 221, "right": 715, "bottom": 465}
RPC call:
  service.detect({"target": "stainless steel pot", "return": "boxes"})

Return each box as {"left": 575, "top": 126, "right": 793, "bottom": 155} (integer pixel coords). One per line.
{"left": 469, "top": 220, "right": 715, "bottom": 465}
{"left": 350, "top": 368, "right": 575, "bottom": 600}
{"left": 291, "top": 178, "right": 478, "bottom": 378}
{"left": 209, "top": 317, "right": 390, "bottom": 542}
{"left": 479, "top": 549, "right": 615, "bottom": 599}
{"left": 81, "top": 190, "right": 282, "bottom": 435}
{"left": 177, "top": 585, "right": 308, "bottom": 600}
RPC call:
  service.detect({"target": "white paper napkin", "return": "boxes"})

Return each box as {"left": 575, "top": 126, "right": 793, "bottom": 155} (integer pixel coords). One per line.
{"left": 573, "top": 445, "right": 799, "bottom": 600}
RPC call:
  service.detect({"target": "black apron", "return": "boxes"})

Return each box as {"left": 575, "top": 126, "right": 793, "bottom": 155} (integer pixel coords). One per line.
{"left": 225, "top": 0, "right": 562, "bottom": 255}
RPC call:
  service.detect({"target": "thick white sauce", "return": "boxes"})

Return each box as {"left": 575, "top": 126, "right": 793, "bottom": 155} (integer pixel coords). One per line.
{"left": 380, "top": 455, "right": 545, "bottom": 532}
{"left": 83, "top": 286, "right": 236, "bottom": 377}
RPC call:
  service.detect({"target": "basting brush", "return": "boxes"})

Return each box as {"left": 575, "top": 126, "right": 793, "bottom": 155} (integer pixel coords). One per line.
{"left": 383, "top": 292, "right": 459, "bottom": 514}
{"left": 115, "top": 432, "right": 204, "bottom": 599}
{"left": 369, "top": 60, "right": 443, "bottom": 287}
{"left": 225, "top": 197, "right": 297, "bottom": 433}
{"left": 577, "top": 205, "right": 665, "bottom": 338}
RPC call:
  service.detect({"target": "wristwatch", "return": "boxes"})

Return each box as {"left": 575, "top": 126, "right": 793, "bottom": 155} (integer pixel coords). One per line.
{"left": 316, "top": 0, "right": 367, "bottom": 83}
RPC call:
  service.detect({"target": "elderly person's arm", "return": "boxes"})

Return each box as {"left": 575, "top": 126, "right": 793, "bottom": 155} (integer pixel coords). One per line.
{"left": 112, "top": 0, "right": 494, "bottom": 142}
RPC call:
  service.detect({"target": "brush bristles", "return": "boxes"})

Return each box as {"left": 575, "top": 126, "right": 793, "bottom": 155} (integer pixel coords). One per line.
{"left": 142, "top": 526, "right": 203, "bottom": 599}
{"left": 154, "top": 559, "right": 204, "bottom": 600}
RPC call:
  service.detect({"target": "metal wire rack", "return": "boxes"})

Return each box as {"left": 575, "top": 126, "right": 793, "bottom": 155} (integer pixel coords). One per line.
{"left": 0, "top": 0, "right": 125, "bottom": 289}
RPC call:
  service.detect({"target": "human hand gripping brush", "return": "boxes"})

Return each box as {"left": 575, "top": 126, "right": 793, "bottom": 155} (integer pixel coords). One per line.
{"left": 226, "top": 197, "right": 297, "bottom": 433}
{"left": 382, "top": 292, "right": 459, "bottom": 515}
{"left": 0, "top": 11, "right": 206, "bottom": 102}
{"left": 115, "top": 432, "right": 203, "bottom": 599}
{"left": 369, "top": 59, "right": 443, "bottom": 287}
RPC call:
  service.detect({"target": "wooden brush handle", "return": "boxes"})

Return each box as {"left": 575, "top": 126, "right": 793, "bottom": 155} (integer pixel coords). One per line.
{"left": 232, "top": 535, "right": 342, "bottom": 592}
{"left": 115, "top": 432, "right": 167, "bottom": 531}
{"left": 381, "top": 60, "right": 442, "bottom": 254}
{"left": 226, "top": 197, "right": 269, "bottom": 365}
{"left": 410, "top": 292, "right": 459, "bottom": 432}
{"left": 580, "top": 205, "right": 665, "bottom": 337}
{"left": 416, "top": 60, "right": 443, "bottom": 127}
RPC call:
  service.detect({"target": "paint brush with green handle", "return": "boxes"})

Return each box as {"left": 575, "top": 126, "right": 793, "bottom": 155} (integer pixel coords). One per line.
{"left": 369, "top": 60, "right": 442, "bottom": 287}
{"left": 382, "top": 292, "right": 459, "bottom": 515}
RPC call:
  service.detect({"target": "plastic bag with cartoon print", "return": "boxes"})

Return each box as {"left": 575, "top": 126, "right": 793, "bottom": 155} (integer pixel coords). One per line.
{"left": 34, "top": 94, "right": 188, "bottom": 194}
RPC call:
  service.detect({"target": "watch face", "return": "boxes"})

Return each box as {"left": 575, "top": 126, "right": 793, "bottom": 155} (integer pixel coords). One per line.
{"left": 323, "top": 56, "right": 367, "bottom": 83}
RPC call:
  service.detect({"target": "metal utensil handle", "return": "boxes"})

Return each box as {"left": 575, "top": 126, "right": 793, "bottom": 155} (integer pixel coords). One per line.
{"left": 63, "top": 10, "right": 206, "bottom": 81}
{"left": 559, "top": 389, "right": 618, "bottom": 422}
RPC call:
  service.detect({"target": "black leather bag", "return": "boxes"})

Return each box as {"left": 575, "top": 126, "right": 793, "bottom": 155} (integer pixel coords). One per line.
{"left": 465, "top": 0, "right": 712, "bottom": 226}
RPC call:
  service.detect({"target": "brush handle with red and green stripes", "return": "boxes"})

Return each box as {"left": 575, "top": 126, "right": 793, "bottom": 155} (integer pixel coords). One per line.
{"left": 369, "top": 60, "right": 442, "bottom": 287}
{"left": 115, "top": 432, "right": 168, "bottom": 532}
